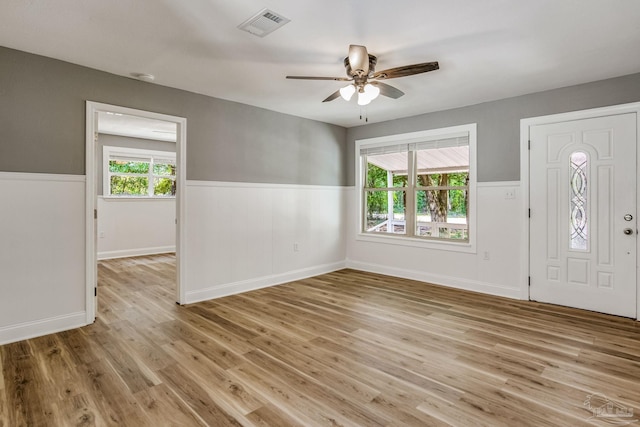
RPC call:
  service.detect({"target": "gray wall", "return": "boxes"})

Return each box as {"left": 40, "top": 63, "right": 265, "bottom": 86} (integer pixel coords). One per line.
{"left": 0, "top": 46, "right": 348, "bottom": 186}
{"left": 347, "top": 73, "right": 640, "bottom": 184}
{"left": 3, "top": 45, "right": 639, "bottom": 186}
{"left": 97, "top": 134, "right": 176, "bottom": 196}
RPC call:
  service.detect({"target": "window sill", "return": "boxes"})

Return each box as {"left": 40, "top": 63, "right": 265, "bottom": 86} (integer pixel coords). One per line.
{"left": 355, "top": 232, "right": 476, "bottom": 253}
{"left": 99, "top": 196, "right": 176, "bottom": 201}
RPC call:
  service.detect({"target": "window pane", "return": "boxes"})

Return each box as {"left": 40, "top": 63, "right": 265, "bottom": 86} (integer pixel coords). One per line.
{"left": 416, "top": 171, "right": 469, "bottom": 188}
{"left": 416, "top": 188, "right": 468, "bottom": 240}
{"left": 109, "top": 160, "right": 149, "bottom": 174}
{"left": 570, "top": 151, "right": 588, "bottom": 250}
{"left": 365, "top": 190, "right": 406, "bottom": 234}
{"left": 359, "top": 125, "right": 475, "bottom": 245}
{"left": 110, "top": 176, "right": 148, "bottom": 196}
{"left": 415, "top": 146, "right": 469, "bottom": 177}
{"left": 415, "top": 168, "right": 469, "bottom": 240}
{"left": 366, "top": 153, "right": 408, "bottom": 188}
{"left": 449, "top": 189, "right": 468, "bottom": 218}
{"left": 153, "top": 163, "right": 176, "bottom": 176}
{"left": 154, "top": 177, "right": 176, "bottom": 196}
{"left": 392, "top": 174, "right": 408, "bottom": 187}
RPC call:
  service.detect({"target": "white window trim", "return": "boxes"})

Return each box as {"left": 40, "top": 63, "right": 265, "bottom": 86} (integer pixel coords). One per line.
{"left": 103, "top": 146, "right": 176, "bottom": 198}
{"left": 355, "top": 123, "right": 477, "bottom": 253}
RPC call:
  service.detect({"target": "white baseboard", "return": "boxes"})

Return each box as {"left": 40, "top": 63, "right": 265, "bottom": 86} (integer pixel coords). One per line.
{"left": 97, "top": 246, "right": 176, "bottom": 260}
{"left": 0, "top": 312, "right": 87, "bottom": 346}
{"left": 185, "top": 261, "right": 347, "bottom": 304}
{"left": 345, "top": 259, "right": 522, "bottom": 300}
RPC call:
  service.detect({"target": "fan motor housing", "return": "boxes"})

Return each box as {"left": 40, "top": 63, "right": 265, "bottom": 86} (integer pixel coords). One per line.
{"left": 344, "top": 54, "right": 377, "bottom": 78}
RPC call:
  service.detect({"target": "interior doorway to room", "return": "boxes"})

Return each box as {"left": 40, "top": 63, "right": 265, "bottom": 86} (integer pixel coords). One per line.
{"left": 85, "top": 102, "right": 187, "bottom": 324}
{"left": 523, "top": 104, "right": 640, "bottom": 319}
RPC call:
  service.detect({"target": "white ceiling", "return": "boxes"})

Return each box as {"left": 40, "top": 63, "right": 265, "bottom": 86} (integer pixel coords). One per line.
{"left": 2, "top": 1, "right": 640, "bottom": 128}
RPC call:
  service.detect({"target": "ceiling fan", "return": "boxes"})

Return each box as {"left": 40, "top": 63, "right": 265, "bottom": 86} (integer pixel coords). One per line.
{"left": 286, "top": 45, "right": 439, "bottom": 106}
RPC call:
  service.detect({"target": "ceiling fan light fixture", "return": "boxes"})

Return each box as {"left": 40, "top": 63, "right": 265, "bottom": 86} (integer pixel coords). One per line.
{"left": 364, "top": 83, "right": 380, "bottom": 101}
{"left": 357, "top": 91, "right": 372, "bottom": 106}
{"left": 285, "top": 45, "right": 439, "bottom": 107}
{"left": 357, "top": 83, "right": 380, "bottom": 105}
{"left": 339, "top": 84, "right": 356, "bottom": 101}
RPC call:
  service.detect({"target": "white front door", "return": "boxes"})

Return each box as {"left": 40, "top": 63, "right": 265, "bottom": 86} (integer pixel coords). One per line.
{"left": 529, "top": 113, "right": 637, "bottom": 318}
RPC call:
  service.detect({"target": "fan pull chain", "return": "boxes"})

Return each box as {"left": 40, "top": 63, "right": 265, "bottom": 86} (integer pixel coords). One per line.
{"left": 359, "top": 107, "right": 368, "bottom": 123}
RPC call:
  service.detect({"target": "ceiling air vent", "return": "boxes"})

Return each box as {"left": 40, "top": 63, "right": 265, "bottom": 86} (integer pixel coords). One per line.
{"left": 238, "top": 8, "right": 290, "bottom": 37}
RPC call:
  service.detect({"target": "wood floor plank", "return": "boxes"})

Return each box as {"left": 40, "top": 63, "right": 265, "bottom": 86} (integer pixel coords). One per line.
{"left": 89, "top": 323, "right": 161, "bottom": 394}
{"left": 226, "top": 362, "right": 328, "bottom": 426}
{"left": 105, "top": 320, "right": 174, "bottom": 373}
{"left": 161, "top": 339, "right": 265, "bottom": 416}
{"left": 176, "top": 306, "right": 258, "bottom": 354}
{"left": 56, "top": 328, "right": 103, "bottom": 367}
{"left": 156, "top": 363, "right": 244, "bottom": 427}
{"left": 0, "top": 362, "right": 7, "bottom": 427}
{"left": 241, "top": 349, "right": 389, "bottom": 426}
{"left": 2, "top": 254, "right": 640, "bottom": 426}
{"left": 308, "top": 335, "right": 466, "bottom": 404}
{"left": 29, "top": 334, "right": 85, "bottom": 403}
{"left": 500, "top": 375, "right": 601, "bottom": 424}
{"left": 254, "top": 328, "right": 440, "bottom": 408}
{"left": 540, "top": 361, "right": 640, "bottom": 405}
{"left": 416, "top": 394, "right": 503, "bottom": 427}
{"left": 249, "top": 335, "right": 382, "bottom": 405}
{"left": 133, "top": 383, "right": 209, "bottom": 427}
{"left": 245, "top": 403, "right": 305, "bottom": 427}
{"left": 160, "top": 319, "right": 245, "bottom": 370}
{"left": 366, "top": 393, "right": 453, "bottom": 427}
{"left": 51, "top": 392, "right": 107, "bottom": 427}
{"left": 220, "top": 295, "right": 320, "bottom": 342}
{"left": 76, "top": 356, "right": 152, "bottom": 425}
{"left": 0, "top": 340, "right": 52, "bottom": 426}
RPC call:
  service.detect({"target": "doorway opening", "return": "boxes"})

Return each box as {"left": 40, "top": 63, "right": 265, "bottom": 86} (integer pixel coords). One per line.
{"left": 85, "top": 102, "right": 187, "bottom": 324}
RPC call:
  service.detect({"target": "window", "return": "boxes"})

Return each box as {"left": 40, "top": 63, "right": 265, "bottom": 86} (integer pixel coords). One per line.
{"left": 569, "top": 151, "right": 588, "bottom": 250}
{"left": 103, "top": 146, "right": 176, "bottom": 197}
{"left": 357, "top": 124, "right": 476, "bottom": 249}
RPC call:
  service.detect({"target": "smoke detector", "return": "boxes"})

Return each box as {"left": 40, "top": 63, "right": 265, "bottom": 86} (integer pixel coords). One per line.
{"left": 238, "top": 8, "right": 290, "bottom": 37}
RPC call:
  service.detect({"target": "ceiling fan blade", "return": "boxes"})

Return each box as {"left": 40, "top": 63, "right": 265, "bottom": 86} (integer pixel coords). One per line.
{"left": 348, "top": 45, "right": 369, "bottom": 76}
{"left": 286, "top": 76, "right": 352, "bottom": 81}
{"left": 322, "top": 90, "right": 341, "bottom": 103}
{"left": 371, "top": 82, "right": 404, "bottom": 99}
{"left": 372, "top": 61, "right": 439, "bottom": 80}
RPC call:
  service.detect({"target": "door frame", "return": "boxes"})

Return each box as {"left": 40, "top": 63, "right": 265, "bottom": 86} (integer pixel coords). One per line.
{"left": 85, "top": 101, "right": 188, "bottom": 323}
{"left": 520, "top": 102, "right": 640, "bottom": 320}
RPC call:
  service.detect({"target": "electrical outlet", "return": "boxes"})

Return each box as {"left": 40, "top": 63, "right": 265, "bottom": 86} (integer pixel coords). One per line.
{"left": 505, "top": 189, "right": 516, "bottom": 199}
{"left": 294, "top": 243, "right": 299, "bottom": 252}
{"left": 483, "top": 251, "right": 490, "bottom": 260}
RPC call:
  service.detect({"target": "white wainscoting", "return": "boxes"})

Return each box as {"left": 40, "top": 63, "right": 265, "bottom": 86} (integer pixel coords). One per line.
{"left": 97, "top": 197, "right": 176, "bottom": 260}
{"left": 0, "top": 172, "right": 524, "bottom": 344}
{"left": 184, "top": 181, "right": 348, "bottom": 303}
{"left": 0, "top": 172, "right": 87, "bottom": 345}
{"left": 346, "top": 181, "right": 524, "bottom": 299}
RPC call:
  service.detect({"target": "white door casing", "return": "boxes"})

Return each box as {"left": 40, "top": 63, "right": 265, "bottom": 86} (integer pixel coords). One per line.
{"left": 85, "top": 102, "right": 188, "bottom": 324}
{"left": 529, "top": 113, "right": 637, "bottom": 318}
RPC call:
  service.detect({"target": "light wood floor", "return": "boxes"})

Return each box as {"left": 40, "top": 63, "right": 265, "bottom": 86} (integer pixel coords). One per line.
{"left": 1, "top": 254, "right": 639, "bottom": 426}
